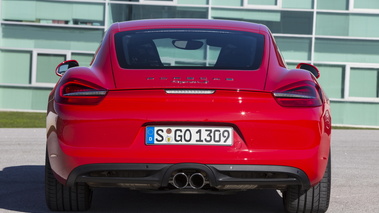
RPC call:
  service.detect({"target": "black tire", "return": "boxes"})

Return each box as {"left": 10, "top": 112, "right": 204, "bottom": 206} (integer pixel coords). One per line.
{"left": 283, "top": 154, "right": 331, "bottom": 213}
{"left": 45, "top": 153, "right": 92, "bottom": 211}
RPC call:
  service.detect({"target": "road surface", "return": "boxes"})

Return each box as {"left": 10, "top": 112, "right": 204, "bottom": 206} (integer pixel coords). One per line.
{"left": 0, "top": 129, "right": 378, "bottom": 212}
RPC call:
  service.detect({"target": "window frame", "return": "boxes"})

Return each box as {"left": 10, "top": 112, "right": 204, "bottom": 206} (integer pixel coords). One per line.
{"left": 345, "top": 65, "right": 379, "bottom": 101}
{"left": 243, "top": 0, "right": 282, "bottom": 9}
{"left": 349, "top": 0, "right": 379, "bottom": 12}
{"left": 140, "top": 0, "right": 177, "bottom": 5}
{"left": 0, "top": 48, "right": 95, "bottom": 88}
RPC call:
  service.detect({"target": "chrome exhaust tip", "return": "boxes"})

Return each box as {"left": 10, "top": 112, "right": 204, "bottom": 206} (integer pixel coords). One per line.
{"left": 189, "top": 173, "right": 206, "bottom": 189}
{"left": 172, "top": 172, "right": 189, "bottom": 189}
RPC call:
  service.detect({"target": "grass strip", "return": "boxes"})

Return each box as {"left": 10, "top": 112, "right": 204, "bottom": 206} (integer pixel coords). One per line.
{"left": 0, "top": 111, "right": 45, "bottom": 128}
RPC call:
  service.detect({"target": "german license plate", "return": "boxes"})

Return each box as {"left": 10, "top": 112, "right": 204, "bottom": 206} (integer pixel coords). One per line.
{"left": 145, "top": 126, "right": 233, "bottom": 145}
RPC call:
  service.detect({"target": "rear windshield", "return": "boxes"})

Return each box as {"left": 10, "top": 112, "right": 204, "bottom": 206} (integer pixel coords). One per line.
{"left": 115, "top": 29, "right": 264, "bottom": 70}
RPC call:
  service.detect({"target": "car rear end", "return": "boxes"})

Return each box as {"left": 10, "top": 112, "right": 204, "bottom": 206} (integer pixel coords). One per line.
{"left": 46, "top": 19, "right": 331, "bottom": 212}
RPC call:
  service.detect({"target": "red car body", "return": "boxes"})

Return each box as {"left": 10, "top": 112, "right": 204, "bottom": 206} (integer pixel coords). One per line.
{"left": 45, "top": 19, "right": 331, "bottom": 212}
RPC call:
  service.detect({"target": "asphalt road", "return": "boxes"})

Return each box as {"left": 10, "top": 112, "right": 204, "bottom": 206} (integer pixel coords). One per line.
{"left": 0, "top": 129, "right": 378, "bottom": 213}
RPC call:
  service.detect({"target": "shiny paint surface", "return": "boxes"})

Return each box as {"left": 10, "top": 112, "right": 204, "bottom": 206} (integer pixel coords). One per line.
{"left": 46, "top": 19, "right": 331, "bottom": 188}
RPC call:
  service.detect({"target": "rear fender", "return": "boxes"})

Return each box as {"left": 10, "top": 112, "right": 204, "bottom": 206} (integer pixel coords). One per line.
{"left": 58, "top": 67, "right": 113, "bottom": 90}
{"left": 265, "top": 68, "right": 317, "bottom": 91}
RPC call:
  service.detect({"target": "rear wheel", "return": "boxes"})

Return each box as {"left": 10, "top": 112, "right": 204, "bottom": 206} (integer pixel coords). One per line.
{"left": 283, "top": 155, "right": 331, "bottom": 213}
{"left": 45, "top": 153, "right": 92, "bottom": 211}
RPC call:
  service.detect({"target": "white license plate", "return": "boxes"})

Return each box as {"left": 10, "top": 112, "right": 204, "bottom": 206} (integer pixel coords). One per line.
{"left": 145, "top": 126, "right": 233, "bottom": 145}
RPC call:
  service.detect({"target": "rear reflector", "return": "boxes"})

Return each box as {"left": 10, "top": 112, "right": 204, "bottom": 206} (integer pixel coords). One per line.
{"left": 165, "top": 90, "right": 215, "bottom": 94}
{"left": 272, "top": 92, "right": 316, "bottom": 100}
{"left": 64, "top": 90, "right": 107, "bottom": 97}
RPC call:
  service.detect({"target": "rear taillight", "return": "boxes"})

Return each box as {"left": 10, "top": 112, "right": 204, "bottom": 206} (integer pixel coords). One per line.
{"left": 56, "top": 81, "right": 107, "bottom": 105}
{"left": 273, "top": 81, "right": 322, "bottom": 107}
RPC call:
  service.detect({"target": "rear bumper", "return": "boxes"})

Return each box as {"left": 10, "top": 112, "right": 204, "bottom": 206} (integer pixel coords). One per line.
{"left": 47, "top": 124, "right": 329, "bottom": 189}
{"left": 67, "top": 163, "right": 310, "bottom": 191}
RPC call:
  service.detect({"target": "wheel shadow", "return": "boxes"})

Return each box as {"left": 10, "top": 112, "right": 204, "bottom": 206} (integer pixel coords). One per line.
{"left": 0, "top": 165, "right": 286, "bottom": 213}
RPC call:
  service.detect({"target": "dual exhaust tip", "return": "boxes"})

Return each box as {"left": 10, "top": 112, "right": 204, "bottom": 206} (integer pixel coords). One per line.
{"left": 172, "top": 172, "right": 206, "bottom": 189}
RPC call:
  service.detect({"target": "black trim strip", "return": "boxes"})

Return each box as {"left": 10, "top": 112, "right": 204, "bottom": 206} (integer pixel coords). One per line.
{"left": 66, "top": 163, "right": 310, "bottom": 190}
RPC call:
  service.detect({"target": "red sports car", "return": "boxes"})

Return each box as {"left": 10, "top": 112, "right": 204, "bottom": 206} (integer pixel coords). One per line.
{"left": 45, "top": 19, "right": 331, "bottom": 213}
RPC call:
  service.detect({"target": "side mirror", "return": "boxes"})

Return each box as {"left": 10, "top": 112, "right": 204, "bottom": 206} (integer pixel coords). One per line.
{"left": 55, "top": 60, "right": 79, "bottom": 77}
{"left": 296, "top": 63, "right": 320, "bottom": 79}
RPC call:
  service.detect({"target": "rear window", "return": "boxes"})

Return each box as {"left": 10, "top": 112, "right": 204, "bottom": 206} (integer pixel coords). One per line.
{"left": 115, "top": 29, "right": 264, "bottom": 70}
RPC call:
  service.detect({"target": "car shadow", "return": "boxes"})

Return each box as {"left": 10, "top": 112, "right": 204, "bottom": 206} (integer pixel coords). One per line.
{"left": 0, "top": 165, "right": 47, "bottom": 213}
{"left": 0, "top": 165, "right": 286, "bottom": 213}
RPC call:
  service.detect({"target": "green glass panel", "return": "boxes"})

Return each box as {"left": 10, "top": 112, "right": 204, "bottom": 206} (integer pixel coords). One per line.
{"left": 212, "top": 9, "right": 312, "bottom": 34}
{"left": 315, "top": 65, "right": 345, "bottom": 99}
{"left": 264, "top": 11, "right": 313, "bottom": 35}
{"left": 349, "top": 14, "right": 379, "bottom": 38}
{"left": 317, "top": 13, "right": 379, "bottom": 38}
{"left": 316, "top": 13, "right": 349, "bottom": 36}
{"left": 275, "top": 37, "right": 311, "bottom": 61}
{"left": 2, "top": 0, "right": 36, "bottom": 21}
{"left": 211, "top": 0, "right": 243, "bottom": 7}
{"left": 248, "top": 0, "right": 277, "bottom": 6}
{"left": 178, "top": 0, "right": 208, "bottom": 5}
{"left": 349, "top": 68, "right": 378, "bottom": 98}
{"left": 0, "top": 50, "right": 31, "bottom": 84}
{"left": 354, "top": 0, "right": 379, "bottom": 9}
{"left": 282, "top": 0, "right": 313, "bottom": 9}
{"left": 317, "top": 0, "right": 348, "bottom": 10}
{"left": 109, "top": 4, "right": 207, "bottom": 23}
{"left": 1, "top": 25, "right": 103, "bottom": 51}
{"left": 36, "top": 1, "right": 72, "bottom": 23}
{"left": 31, "top": 88, "right": 52, "bottom": 110}
{"left": 36, "top": 54, "right": 65, "bottom": 84}
{"left": 331, "top": 101, "right": 379, "bottom": 127}
{"left": 72, "top": 3, "right": 104, "bottom": 26}
{"left": 2, "top": 0, "right": 104, "bottom": 26}
{"left": 71, "top": 53, "right": 94, "bottom": 67}
{"left": 0, "top": 87, "right": 51, "bottom": 111}
{"left": 314, "top": 39, "right": 379, "bottom": 63}
{"left": 212, "top": 8, "right": 280, "bottom": 22}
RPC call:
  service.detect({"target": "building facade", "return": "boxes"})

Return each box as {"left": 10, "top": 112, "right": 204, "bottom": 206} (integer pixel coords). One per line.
{"left": 1, "top": 0, "right": 379, "bottom": 127}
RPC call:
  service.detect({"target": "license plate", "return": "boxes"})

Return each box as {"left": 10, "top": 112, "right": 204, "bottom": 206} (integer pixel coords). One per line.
{"left": 145, "top": 126, "right": 233, "bottom": 146}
